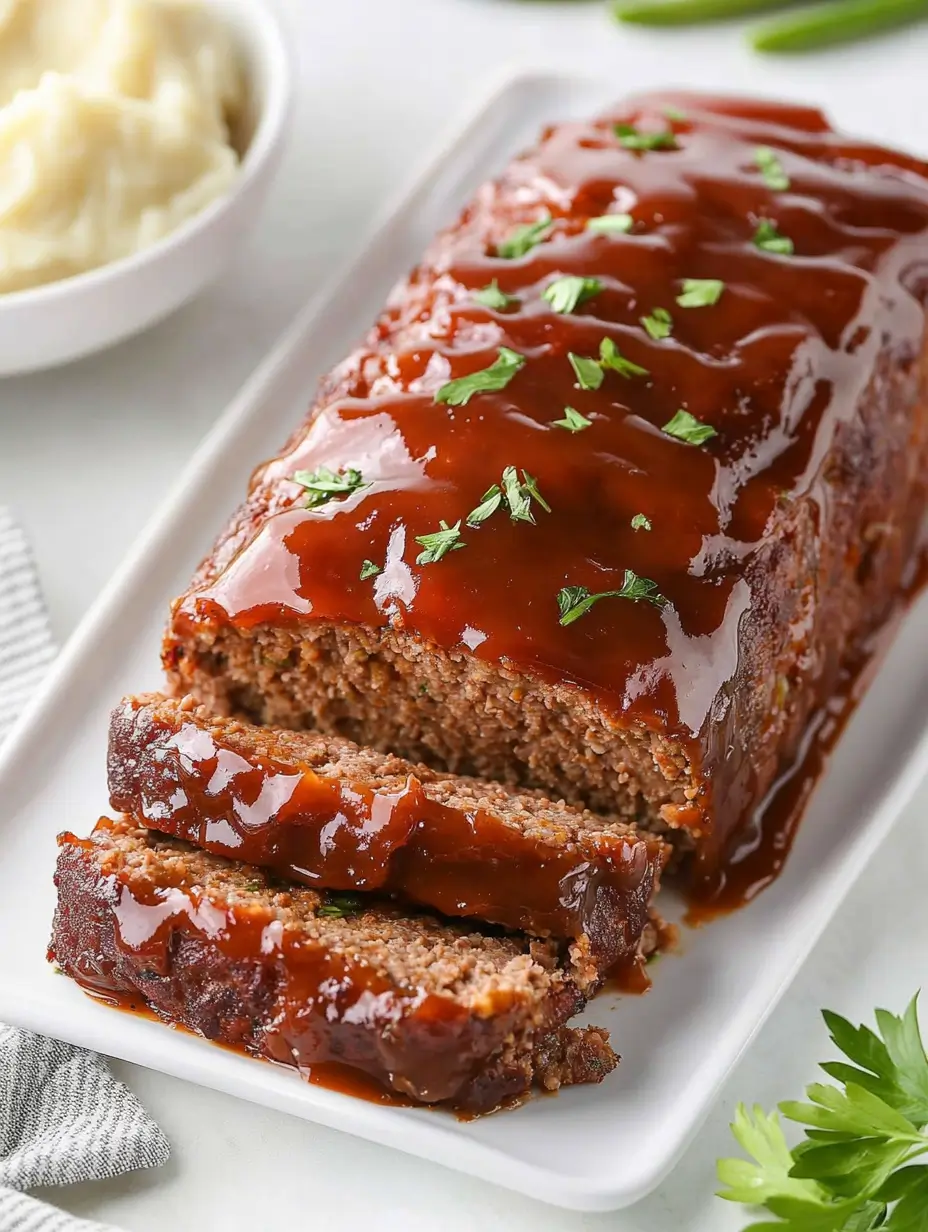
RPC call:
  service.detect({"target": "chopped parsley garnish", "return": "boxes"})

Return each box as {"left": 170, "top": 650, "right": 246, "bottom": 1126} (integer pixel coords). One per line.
{"left": 359, "top": 560, "right": 381, "bottom": 580}
{"left": 662, "top": 409, "right": 718, "bottom": 446}
{"left": 614, "top": 122, "right": 677, "bottom": 152}
{"left": 599, "top": 337, "right": 649, "bottom": 378}
{"left": 473, "top": 280, "right": 518, "bottom": 311}
{"left": 501, "top": 466, "right": 551, "bottom": 524}
{"left": 495, "top": 214, "right": 553, "bottom": 259}
{"left": 543, "top": 275, "right": 603, "bottom": 315}
{"left": 435, "top": 347, "right": 526, "bottom": 407}
{"left": 676, "top": 278, "right": 725, "bottom": 308}
{"left": 551, "top": 405, "right": 592, "bottom": 432}
{"left": 586, "top": 213, "right": 634, "bottom": 234}
{"left": 557, "top": 571, "right": 667, "bottom": 625}
{"left": 753, "top": 218, "right": 794, "bottom": 256}
{"left": 415, "top": 520, "right": 465, "bottom": 565}
{"left": 631, "top": 513, "right": 652, "bottom": 531}
{"left": 641, "top": 307, "right": 673, "bottom": 340}
{"left": 569, "top": 351, "right": 604, "bottom": 391}
{"left": 292, "top": 465, "right": 368, "bottom": 509}
{"left": 467, "top": 485, "right": 503, "bottom": 527}
{"left": 663, "top": 105, "right": 687, "bottom": 121}
{"left": 318, "top": 894, "right": 365, "bottom": 919}
{"left": 754, "top": 145, "right": 790, "bottom": 191}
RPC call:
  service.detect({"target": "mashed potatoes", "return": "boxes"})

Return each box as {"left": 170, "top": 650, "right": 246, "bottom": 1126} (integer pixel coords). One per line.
{"left": 0, "top": 0, "right": 244, "bottom": 293}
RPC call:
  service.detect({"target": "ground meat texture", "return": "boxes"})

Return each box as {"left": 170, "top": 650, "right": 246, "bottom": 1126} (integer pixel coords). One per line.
{"left": 107, "top": 693, "right": 666, "bottom": 970}
{"left": 49, "top": 819, "right": 618, "bottom": 1113}
{"left": 162, "top": 91, "right": 928, "bottom": 882}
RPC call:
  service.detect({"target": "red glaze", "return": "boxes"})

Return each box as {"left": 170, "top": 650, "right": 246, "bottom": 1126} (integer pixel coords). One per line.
{"left": 171, "top": 92, "right": 928, "bottom": 890}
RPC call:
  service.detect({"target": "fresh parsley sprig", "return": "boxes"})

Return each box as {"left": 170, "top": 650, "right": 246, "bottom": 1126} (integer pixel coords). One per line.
{"left": 718, "top": 994, "right": 928, "bottom": 1229}
{"left": 467, "top": 467, "right": 551, "bottom": 527}
{"left": 755, "top": 146, "right": 791, "bottom": 191}
{"left": 473, "top": 280, "right": 519, "bottom": 311}
{"left": 615, "top": 122, "right": 677, "bottom": 152}
{"left": 543, "top": 275, "right": 603, "bottom": 315}
{"left": 415, "top": 520, "right": 465, "bottom": 565}
{"left": 754, "top": 218, "right": 795, "bottom": 256}
{"left": 551, "top": 405, "right": 592, "bottom": 433}
{"left": 641, "top": 307, "right": 673, "bottom": 340}
{"left": 496, "top": 214, "right": 553, "bottom": 259}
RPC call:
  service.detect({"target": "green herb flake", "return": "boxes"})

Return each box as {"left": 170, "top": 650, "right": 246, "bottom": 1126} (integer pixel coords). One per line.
{"left": 435, "top": 347, "right": 526, "bottom": 408}
{"left": 663, "top": 105, "right": 686, "bottom": 122}
{"left": 557, "top": 571, "right": 667, "bottom": 625}
{"left": 318, "top": 894, "right": 365, "bottom": 919}
{"left": 586, "top": 213, "right": 634, "bottom": 234}
{"left": 754, "top": 145, "right": 790, "bottom": 191}
{"left": 551, "top": 406, "right": 592, "bottom": 433}
{"left": 473, "top": 279, "right": 519, "bottom": 311}
{"left": 359, "top": 559, "right": 381, "bottom": 581}
{"left": 631, "top": 513, "right": 652, "bottom": 531}
{"left": 662, "top": 409, "right": 718, "bottom": 446}
{"left": 641, "top": 307, "right": 673, "bottom": 341}
{"left": 600, "top": 337, "right": 649, "bottom": 379}
{"left": 292, "top": 466, "right": 368, "bottom": 509}
{"left": 466, "top": 484, "right": 503, "bottom": 527}
{"left": 676, "top": 278, "right": 725, "bottom": 308}
{"left": 415, "top": 519, "right": 465, "bottom": 565}
{"left": 542, "top": 275, "right": 604, "bottom": 315}
{"left": 753, "top": 218, "right": 794, "bottom": 256}
{"left": 569, "top": 351, "right": 605, "bottom": 391}
{"left": 614, "top": 122, "right": 677, "bottom": 152}
{"left": 495, "top": 214, "right": 553, "bottom": 260}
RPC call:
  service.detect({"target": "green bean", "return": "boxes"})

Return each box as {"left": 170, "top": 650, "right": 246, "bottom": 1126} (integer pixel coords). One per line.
{"left": 613, "top": 0, "right": 802, "bottom": 26}
{"left": 752, "top": 0, "right": 928, "bottom": 50}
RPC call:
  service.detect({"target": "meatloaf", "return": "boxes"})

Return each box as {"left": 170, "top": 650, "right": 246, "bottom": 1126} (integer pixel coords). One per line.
{"left": 164, "top": 90, "right": 928, "bottom": 880}
{"left": 50, "top": 818, "right": 618, "bottom": 1112}
{"left": 108, "top": 692, "right": 666, "bottom": 958}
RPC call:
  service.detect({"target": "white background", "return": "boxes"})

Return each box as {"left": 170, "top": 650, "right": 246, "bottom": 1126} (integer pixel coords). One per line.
{"left": 3, "top": 1, "right": 928, "bottom": 1227}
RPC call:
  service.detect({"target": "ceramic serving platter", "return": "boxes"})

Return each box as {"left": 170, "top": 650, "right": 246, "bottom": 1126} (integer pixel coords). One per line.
{"left": 2, "top": 70, "right": 928, "bottom": 1213}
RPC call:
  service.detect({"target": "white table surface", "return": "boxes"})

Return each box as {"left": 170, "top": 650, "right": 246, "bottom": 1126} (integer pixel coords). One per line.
{"left": 3, "top": 1, "right": 928, "bottom": 1227}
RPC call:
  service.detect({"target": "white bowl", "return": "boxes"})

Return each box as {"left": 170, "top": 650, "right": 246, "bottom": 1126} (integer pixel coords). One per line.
{"left": 0, "top": 0, "right": 292, "bottom": 377}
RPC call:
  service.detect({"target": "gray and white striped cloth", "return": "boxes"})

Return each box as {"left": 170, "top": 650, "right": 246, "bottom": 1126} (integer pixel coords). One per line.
{"left": 0, "top": 507, "right": 170, "bottom": 1231}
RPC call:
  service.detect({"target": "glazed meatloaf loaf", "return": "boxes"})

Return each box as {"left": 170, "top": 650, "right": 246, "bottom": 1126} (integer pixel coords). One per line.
{"left": 163, "top": 91, "right": 928, "bottom": 880}
{"left": 50, "top": 818, "right": 618, "bottom": 1112}
{"left": 108, "top": 692, "right": 666, "bottom": 960}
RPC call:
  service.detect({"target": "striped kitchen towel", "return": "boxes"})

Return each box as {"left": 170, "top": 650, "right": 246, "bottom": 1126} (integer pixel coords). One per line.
{"left": 0, "top": 508, "right": 170, "bottom": 1232}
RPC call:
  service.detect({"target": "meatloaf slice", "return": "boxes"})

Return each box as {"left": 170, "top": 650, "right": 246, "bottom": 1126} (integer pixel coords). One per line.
{"left": 107, "top": 693, "right": 666, "bottom": 965}
{"left": 163, "top": 92, "right": 928, "bottom": 884}
{"left": 50, "top": 818, "right": 618, "bottom": 1113}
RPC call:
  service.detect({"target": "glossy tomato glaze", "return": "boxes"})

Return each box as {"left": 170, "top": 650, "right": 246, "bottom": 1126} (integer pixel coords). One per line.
{"left": 172, "top": 92, "right": 928, "bottom": 895}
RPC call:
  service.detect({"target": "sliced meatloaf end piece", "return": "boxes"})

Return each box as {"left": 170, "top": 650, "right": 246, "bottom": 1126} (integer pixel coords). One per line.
{"left": 162, "top": 92, "right": 928, "bottom": 880}
{"left": 107, "top": 693, "right": 667, "bottom": 976}
{"left": 50, "top": 818, "right": 618, "bottom": 1113}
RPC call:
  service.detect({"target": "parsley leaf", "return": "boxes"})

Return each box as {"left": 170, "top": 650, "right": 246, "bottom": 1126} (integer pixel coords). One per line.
{"left": 292, "top": 466, "right": 368, "bottom": 509}
{"left": 586, "top": 213, "right": 634, "bottom": 234}
{"left": 501, "top": 466, "right": 551, "bottom": 524}
{"left": 557, "top": 571, "right": 667, "bottom": 625}
{"left": 435, "top": 347, "right": 526, "bottom": 407}
{"left": 318, "top": 894, "right": 365, "bottom": 919}
{"left": 614, "top": 122, "right": 677, "bottom": 152}
{"left": 466, "top": 485, "right": 502, "bottom": 527}
{"left": 473, "top": 280, "right": 518, "bottom": 311}
{"left": 552, "top": 406, "right": 592, "bottom": 433}
{"left": 631, "top": 513, "right": 652, "bottom": 531}
{"left": 543, "top": 275, "right": 603, "bottom": 315}
{"left": 662, "top": 409, "right": 718, "bottom": 446}
{"left": 664, "top": 105, "right": 687, "bottom": 122}
{"left": 415, "top": 520, "right": 465, "bottom": 565}
{"left": 641, "top": 307, "right": 673, "bottom": 340}
{"left": 495, "top": 214, "right": 553, "bottom": 259}
{"left": 569, "top": 351, "right": 604, "bottom": 391}
{"left": 359, "top": 559, "right": 381, "bottom": 580}
{"left": 754, "top": 218, "right": 795, "bottom": 256}
{"left": 755, "top": 145, "right": 791, "bottom": 191}
{"left": 717, "top": 995, "right": 928, "bottom": 1230}
{"left": 677, "top": 278, "right": 725, "bottom": 308}
{"left": 599, "top": 337, "right": 650, "bottom": 378}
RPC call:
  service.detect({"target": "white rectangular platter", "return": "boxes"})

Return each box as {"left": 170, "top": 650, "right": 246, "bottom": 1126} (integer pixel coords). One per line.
{"left": 2, "top": 71, "right": 928, "bottom": 1214}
